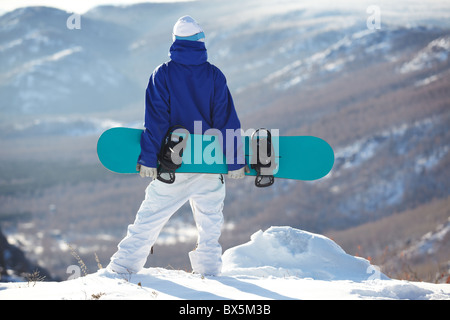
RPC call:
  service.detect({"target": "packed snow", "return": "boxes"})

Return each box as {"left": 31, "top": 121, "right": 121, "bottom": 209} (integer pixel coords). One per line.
{"left": 0, "top": 226, "right": 449, "bottom": 300}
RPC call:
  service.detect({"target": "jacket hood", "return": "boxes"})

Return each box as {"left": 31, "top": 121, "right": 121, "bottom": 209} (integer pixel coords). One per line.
{"left": 169, "top": 39, "right": 207, "bottom": 66}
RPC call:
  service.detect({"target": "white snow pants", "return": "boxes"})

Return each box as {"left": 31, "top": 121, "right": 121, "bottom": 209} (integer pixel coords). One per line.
{"left": 108, "top": 173, "right": 225, "bottom": 275}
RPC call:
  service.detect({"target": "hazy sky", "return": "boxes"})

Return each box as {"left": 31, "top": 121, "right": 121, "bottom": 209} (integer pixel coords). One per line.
{"left": 1, "top": 0, "right": 449, "bottom": 26}
{"left": 0, "top": 0, "right": 195, "bottom": 14}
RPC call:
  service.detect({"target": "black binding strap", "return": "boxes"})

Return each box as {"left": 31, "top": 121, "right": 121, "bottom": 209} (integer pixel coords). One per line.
{"left": 250, "top": 128, "right": 276, "bottom": 187}
{"left": 157, "top": 126, "right": 187, "bottom": 184}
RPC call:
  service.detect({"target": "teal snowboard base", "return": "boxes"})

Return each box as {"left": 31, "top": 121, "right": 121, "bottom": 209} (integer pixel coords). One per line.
{"left": 97, "top": 127, "right": 334, "bottom": 181}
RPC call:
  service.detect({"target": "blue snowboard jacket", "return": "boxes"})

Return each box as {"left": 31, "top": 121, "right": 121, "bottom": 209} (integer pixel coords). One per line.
{"left": 138, "top": 39, "right": 245, "bottom": 171}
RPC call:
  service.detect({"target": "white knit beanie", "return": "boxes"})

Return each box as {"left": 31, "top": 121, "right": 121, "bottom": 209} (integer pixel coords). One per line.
{"left": 172, "top": 15, "right": 205, "bottom": 42}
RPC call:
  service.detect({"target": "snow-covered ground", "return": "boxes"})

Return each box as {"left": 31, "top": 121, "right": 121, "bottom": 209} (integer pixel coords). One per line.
{"left": 0, "top": 227, "right": 449, "bottom": 301}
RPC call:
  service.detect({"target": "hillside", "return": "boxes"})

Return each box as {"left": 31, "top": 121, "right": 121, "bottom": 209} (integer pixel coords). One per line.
{"left": 0, "top": 227, "right": 53, "bottom": 281}
{"left": 1, "top": 227, "right": 449, "bottom": 301}
{"left": 0, "top": 0, "right": 449, "bottom": 285}
{"left": 327, "top": 197, "right": 450, "bottom": 282}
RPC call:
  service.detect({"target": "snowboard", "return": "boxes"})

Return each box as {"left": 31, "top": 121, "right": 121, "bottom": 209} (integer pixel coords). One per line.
{"left": 97, "top": 127, "right": 334, "bottom": 181}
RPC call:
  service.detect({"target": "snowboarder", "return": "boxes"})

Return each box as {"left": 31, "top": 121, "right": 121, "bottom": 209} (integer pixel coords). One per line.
{"left": 107, "top": 16, "right": 247, "bottom": 276}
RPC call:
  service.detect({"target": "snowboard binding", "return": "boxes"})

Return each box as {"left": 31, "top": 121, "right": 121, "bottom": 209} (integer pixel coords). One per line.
{"left": 250, "top": 128, "right": 276, "bottom": 188}
{"left": 157, "top": 126, "right": 187, "bottom": 184}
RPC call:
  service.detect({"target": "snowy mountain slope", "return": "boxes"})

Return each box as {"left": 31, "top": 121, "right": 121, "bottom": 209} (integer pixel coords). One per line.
{"left": 0, "top": 227, "right": 53, "bottom": 282}
{"left": 0, "top": 2, "right": 448, "bottom": 130}
{"left": 1, "top": 1, "right": 448, "bottom": 120}
{"left": 0, "top": 6, "right": 140, "bottom": 116}
{"left": 0, "top": 227, "right": 448, "bottom": 300}
{"left": 1, "top": 267, "right": 448, "bottom": 300}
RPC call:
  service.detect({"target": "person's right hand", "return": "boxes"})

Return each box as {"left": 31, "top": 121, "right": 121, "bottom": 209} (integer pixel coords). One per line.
{"left": 228, "top": 165, "right": 250, "bottom": 179}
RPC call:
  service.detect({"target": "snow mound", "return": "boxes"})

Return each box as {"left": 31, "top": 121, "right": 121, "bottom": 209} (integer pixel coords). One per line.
{"left": 1, "top": 226, "right": 449, "bottom": 300}
{"left": 222, "top": 226, "right": 388, "bottom": 281}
